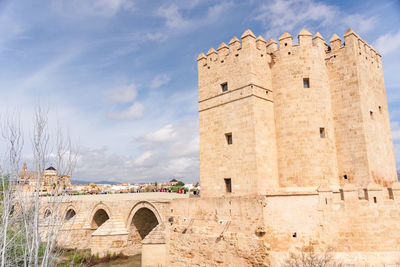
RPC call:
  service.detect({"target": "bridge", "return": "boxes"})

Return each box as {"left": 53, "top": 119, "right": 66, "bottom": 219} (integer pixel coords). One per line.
{"left": 39, "top": 192, "right": 188, "bottom": 256}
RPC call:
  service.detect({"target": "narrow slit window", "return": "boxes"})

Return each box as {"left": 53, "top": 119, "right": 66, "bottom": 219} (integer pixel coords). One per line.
{"left": 363, "top": 189, "right": 369, "bottom": 200}
{"left": 379, "top": 106, "right": 382, "bottom": 113}
{"left": 388, "top": 188, "right": 394, "bottom": 200}
{"left": 224, "top": 178, "right": 232, "bottom": 193}
{"left": 373, "top": 196, "right": 377, "bottom": 203}
{"left": 221, "top": 82, "right": 228, "bottom": 92}
{"left": 319, "top": 128, "right": 326, "bottom": 138}
{"left": 370, "top": 111, "right": 374, "bottom": 119}
{"left": 225, "top": 133, "right": 232, "bottom": 145}
{"left": 343, "top": 174, "right": 348, "bottom": 180}
{"left": 303, "top": 78, "right": 310, "bottom": 88}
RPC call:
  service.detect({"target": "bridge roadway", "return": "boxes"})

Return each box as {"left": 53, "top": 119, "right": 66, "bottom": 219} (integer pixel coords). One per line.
{"left": 39, "top": 192, "right": 189, "bottom": 256}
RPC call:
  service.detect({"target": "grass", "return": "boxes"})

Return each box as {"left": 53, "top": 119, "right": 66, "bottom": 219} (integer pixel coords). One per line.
{"left": 57, "top": 249, "right": 138, "bottom": 267}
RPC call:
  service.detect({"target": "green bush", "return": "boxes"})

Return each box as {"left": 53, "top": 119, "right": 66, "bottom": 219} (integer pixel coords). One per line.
{"left": 176, "top": 181, "right": 185, "bottom": 186}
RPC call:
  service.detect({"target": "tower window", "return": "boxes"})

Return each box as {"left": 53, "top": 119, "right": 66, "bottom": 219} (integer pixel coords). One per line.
{"left": 343, "top": 174, "right": 348, "bottom": 180}
{"left": 319, "top": 128, "right": 326, "bottom": 138}
{"left": 221, "top": 82, "right": 228, "bottom": 92}
{"left": 370, "top": 111, "right": 374, "bottom": 119}
{"left": 303, "top": 78, "right": 310, "bottom": 88}
{"left": 225, "top": 133, "right": 232, "bottom": 145}
{"left": 224, "top": 178, "right": 232, "bottom": 193}
{"left": 379, "top": 106, "right": 382, "bottom": 113}
{"left": 388, "top": 188, "right": 394, "bottom": 200}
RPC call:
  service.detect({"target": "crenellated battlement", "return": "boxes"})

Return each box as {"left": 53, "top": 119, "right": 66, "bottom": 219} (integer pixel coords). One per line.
{"left": 316, "top": 182, "right": 400, "bottom": 207}
{"left": 197, "top": 29, "right": 273, "bottom": 103}
{"left": 197, "top": 29, "right": 272, "bottom": 70}
{"left": 326, "top": 28, "right": 382, "bottom": 67}
{"left": 198, "top": 28, "right": 382, "bottom": 68}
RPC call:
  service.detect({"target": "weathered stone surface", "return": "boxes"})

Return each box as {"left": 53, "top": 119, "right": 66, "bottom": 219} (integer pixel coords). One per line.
{"left": 197, "top": 27, "right": 397, "bottom": 195}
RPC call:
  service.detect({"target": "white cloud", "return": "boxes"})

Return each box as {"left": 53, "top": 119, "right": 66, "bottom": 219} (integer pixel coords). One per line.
{"left": 107, "top": 102, "right": 144, "bottom": 120}
{"left": 52, "top": 0, "right": 134, "bottom": 17}
{"left": 134, "top": 151, "right": 153, "bottom": 166}
{"left": 344, "top": 14, "right": 376, "bottom": 35}
{"left": 0, "top": 4, "right": 28, "bottom": 53}
{"left": 206, "top": 2, "right": 234, "bottom": 21}
{"left": 156, "top": 2, "right": 234, "bottom": 31}
{"left": 73, "top": 117, "right": 200, "bottom": 183}
{"left": 166, "top": 157, "right": 194, "bottom": 173}
{"left": 105, "top": 84, "right": 138, "bottom": 103}
{"left": 255, "top": 0, "right": 375, "bottom": 38}
{"left": 374, "top": 31, "right": 400, "bottom": 56}
{"left": 15, "top": 48, "right": 84, "bottom": 93}
{"left": 142, "top": 124, "right": 177, "bottom": 142}
{"left": 151, "top": 74, "right": 170, "bottom": 88}
{"left": 255, "top": 0, "right": 335, "bottom": 37}
{"left": 391, "top": 121, "right": 400, "bottom": 142}
{"left": 145, "top": 32, "right": 168, "bottom": 42}
{"left": 172, "top": 136, "right": 199, "bottom": 157}
{"left": 157, "top": 5, "right": 190, "bottom": 29}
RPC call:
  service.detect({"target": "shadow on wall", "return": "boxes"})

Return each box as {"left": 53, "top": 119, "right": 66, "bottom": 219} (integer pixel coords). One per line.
{"left": 131, "top": 207, "right": 159, "bottom": 239}
{"left": 91, "top": 209, "right": 109, "bottom": 229}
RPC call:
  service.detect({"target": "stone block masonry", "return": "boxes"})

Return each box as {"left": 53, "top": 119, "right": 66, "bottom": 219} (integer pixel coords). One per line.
{"left": 198, "top": 28, "right": 397, "bottom": 197}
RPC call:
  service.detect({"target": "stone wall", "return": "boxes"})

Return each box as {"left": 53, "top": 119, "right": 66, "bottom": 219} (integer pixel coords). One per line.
{"left": 37, "top": 189, "right": 400, "bottom": 266}
{"left": 165, "top": 197, "right": 269, "bottom": 266}
{"left": 163, "top": 183, "right": 400, "bottom": 266}
{"left": 265, "top": 184, "right": 400, "bottom": 266}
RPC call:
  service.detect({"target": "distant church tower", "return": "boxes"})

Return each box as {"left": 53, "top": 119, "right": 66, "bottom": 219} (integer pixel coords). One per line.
{"left": 197, "top": 29, "right": 397, "bottom": 197}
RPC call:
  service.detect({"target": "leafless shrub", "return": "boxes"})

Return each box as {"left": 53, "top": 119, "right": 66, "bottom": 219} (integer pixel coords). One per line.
{"left": 0, "top": 106, "right": 78, "bottom": 267}
{"left": 283, "top": 249, "right": 344, "bottom": 267}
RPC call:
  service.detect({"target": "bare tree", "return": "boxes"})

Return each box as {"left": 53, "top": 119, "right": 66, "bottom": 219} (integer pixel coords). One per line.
{"left": 0, "top": 107, "right": 78, "bottom": 267}
{"left": 283, "top": 248, "right": 343, "bottom": 267}
{"left": 0, "top": 111, "right": 23, "bottom": 267}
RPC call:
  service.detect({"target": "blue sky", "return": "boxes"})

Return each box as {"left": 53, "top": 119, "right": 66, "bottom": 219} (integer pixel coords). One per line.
{"left": 0, "top": 0, "right": 399, "bottom": 183}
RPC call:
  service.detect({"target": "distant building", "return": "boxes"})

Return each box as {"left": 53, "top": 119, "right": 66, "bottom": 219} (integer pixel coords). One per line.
{"left": 169, "top": 179, "right": 178, "bottom": 186}
{"left": 18, "top": 163, "right": 71, "bottom": 193}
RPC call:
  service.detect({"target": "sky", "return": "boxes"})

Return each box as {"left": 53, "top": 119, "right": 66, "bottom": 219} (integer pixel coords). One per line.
{"left": 0, "top": 0, "right": 399, "bottom": 183}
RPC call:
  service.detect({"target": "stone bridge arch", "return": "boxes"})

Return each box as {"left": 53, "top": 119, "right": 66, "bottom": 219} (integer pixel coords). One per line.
{"left": 43, "top": 208, "right": 52, "bottom": 219}
{"left": 63, "top": 205, "right": 77, "bottom": 221}
{"left": 89, "top": 202, "right": 112, "bottom": 230}
{"left": 126, "top": 201, "right": 162, "bottom": 243}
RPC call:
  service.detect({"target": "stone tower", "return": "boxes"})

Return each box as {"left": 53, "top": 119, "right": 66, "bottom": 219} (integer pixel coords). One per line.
{"left": 272, "top": 29, "right": 338, "bottom": 187}
{"left": 197, "top": 29, "right": 397, "bottom": 197}
{"left": 326, "top": 28, "right": 397, "bottom": 187}
{"left": 197, "top": 30, "right": 279, "bottom": 197}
